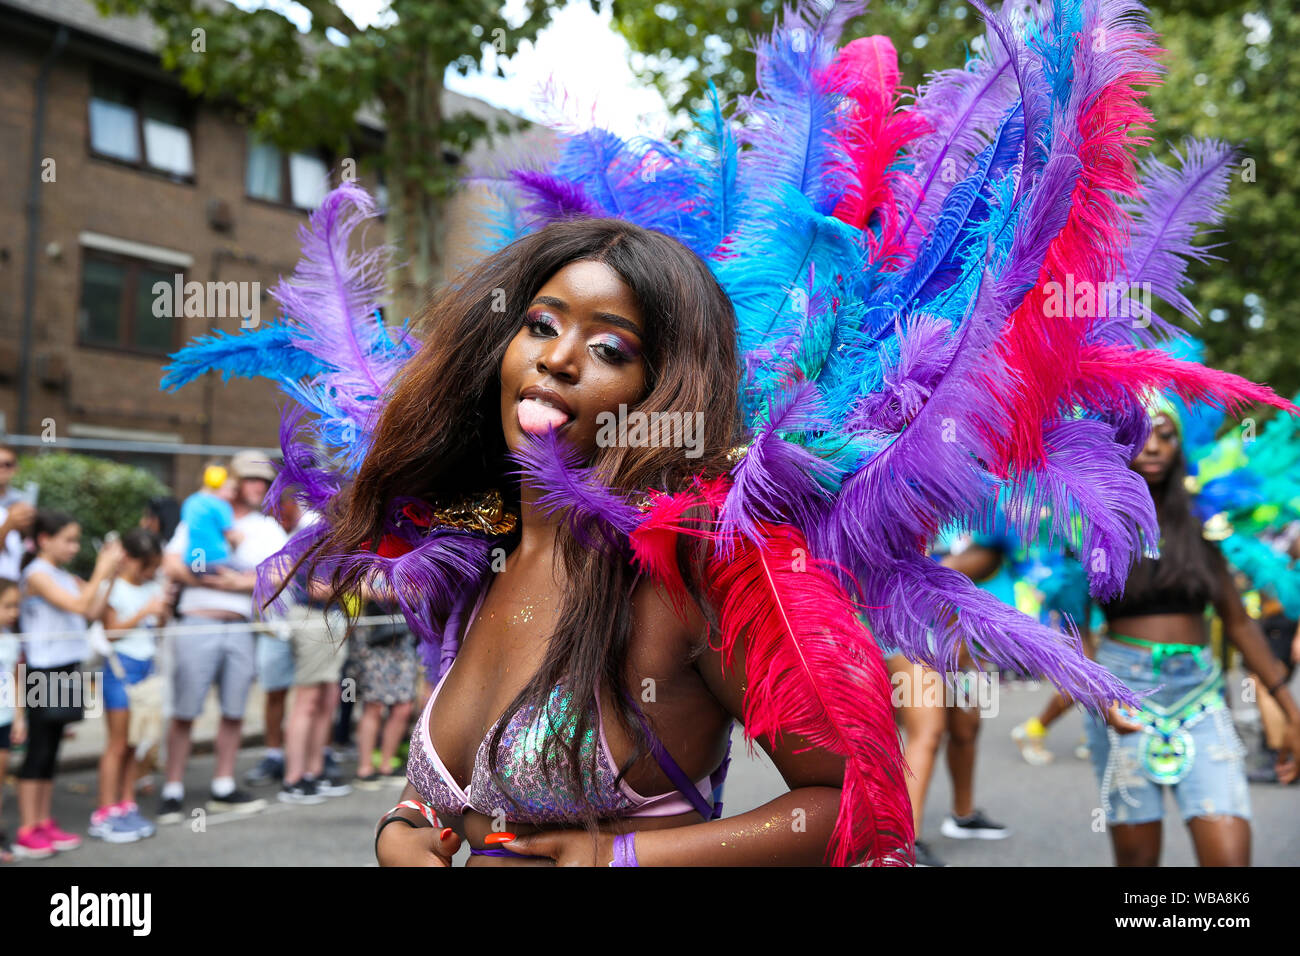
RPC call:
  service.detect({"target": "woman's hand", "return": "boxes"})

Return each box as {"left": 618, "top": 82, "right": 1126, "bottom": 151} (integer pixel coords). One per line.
{"left": 500, "top": 829, "right": 614, "bottom": 866}
{"left": 376, "top": 822, "right": 461, "bottom": 866}
{"left": 143, "top": 597, "right": 171, "bottom": 621}
{"left": 10, "top": 713, "right": 25, "bottom": 747}
{"left": 1275, "top": 716, "right": 1300, "bottom": 786}
{"left": 1104, "top": 701, "right": 1143, "bottom": 735}
{"left": 94, "top": 539, "right": 126, "bottom": 577}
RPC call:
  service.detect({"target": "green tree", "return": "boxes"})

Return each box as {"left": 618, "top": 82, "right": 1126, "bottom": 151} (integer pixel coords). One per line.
{"left": 610, "top": 0, "right": 976, "bottom": 132}
{"left": 94, "top": 0, "right": 567, "bottom": 319}
{"left": 15, "top": 453, "right": 169, "bottom": 577}
{"left": 1145, "top": 2, "right": 1300, "bottom": 399}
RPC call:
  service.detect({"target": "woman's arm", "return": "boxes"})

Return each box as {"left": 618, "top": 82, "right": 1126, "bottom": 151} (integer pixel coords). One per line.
{"left": 374, "top": 782, "right": 462, "bottom": 866}
{"left": 1211, "top": 556, "right": 1300, "bottom": 724}
{"left": 509, "top": 626, "right": 864, "bottom": 867}
{"left": 24, "top": 542, "right": 122, "bottom": 621}
{"left": 1210, "top": 553, "right": 1300, "bottom": 783}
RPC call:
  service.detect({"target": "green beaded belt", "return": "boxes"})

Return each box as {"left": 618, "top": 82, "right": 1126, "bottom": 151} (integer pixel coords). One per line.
{"left": 1109, "top": 632, "right": 1212, "bottom": 676}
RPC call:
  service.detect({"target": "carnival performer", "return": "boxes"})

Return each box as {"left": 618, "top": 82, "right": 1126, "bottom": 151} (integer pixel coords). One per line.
{"left": 161, "top": 0, "right": 1299, "bottom": 865}
{"left": 1082, "top": 404, "right": 1300, "bottom": 866}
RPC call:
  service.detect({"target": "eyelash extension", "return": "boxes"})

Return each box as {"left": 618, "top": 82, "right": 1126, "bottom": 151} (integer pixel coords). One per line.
{"left": 592, "top": 339, "right": 632, "bottom": 363}
{"left": 524, "top": 310, "right": 637, "bottom": 364}
{"left": 524, "top": 311, "right": 559, "bottom": 335}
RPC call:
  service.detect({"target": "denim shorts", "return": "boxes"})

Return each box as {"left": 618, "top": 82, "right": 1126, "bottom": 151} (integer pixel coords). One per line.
{"left": 1083, "top": 637, "right": 1251, "bottom": 825}
{"left": 102, "top": 653, "right": 154, "bottom": 711}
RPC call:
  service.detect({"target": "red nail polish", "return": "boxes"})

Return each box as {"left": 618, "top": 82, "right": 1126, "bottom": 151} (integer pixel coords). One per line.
{"left": 439, "top": 827, "right": 453, "bottom": 841}
{"left": 484, "top": 831, "right": 516, "bottom": 845}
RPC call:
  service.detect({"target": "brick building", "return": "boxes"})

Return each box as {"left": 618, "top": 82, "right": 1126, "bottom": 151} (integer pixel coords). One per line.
{"left": 0, "top": 0, "right": 555, "bottom": 495}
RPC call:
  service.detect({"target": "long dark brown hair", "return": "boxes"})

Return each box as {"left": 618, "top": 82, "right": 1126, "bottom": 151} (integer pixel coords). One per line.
{"left": 1123, "top": 440, "right": 1221, "bottom": 609}
{"left": 305, "top": 217, "right": 744, "bottom": 823}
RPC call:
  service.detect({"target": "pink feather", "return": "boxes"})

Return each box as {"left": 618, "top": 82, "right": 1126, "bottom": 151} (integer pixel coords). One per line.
{"left": 825, "top": 36, "right": 931, "bottom": 270}
{"left": 1073, "top": 344, "right": 1300, "bottom": 417}
{"left": 991, "top": 50, "right": 1162, "bottom": 473}
{"left": 630, "top": 476, "right": 912, "bottom": 866}
{"left": 704, "top": 522, "right": 912, "bottom": 866}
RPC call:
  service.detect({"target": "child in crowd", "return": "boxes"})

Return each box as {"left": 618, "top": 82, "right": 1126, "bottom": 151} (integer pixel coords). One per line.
{"left": 91, "top": 529, "right": 169, "bottom": 844}
{"left": 15, "top": 510, "right": 121, "bottom": 859}
{"left": 0, "top": 577, "right": 21, "bottom": 863}
{"left": 179, "top": 463, "right": 243, "bottom": 574}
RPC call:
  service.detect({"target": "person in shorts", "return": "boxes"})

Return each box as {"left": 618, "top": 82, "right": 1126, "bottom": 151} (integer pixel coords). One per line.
{"left": 91, "top": 529, "right": 169, "bottom": 843}
{"left": 273, "top": 494, "right": 350, "bottom": 804}
{"left": 158, "top": 451, "right": 287, "bottom": 822}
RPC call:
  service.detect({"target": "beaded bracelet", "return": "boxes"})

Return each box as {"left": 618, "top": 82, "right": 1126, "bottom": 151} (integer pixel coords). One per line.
{"left": 608, "top": 831, "right": 638, "bottom": 867}
{"left": 374, "top": 801, "right": 439, "bottom": 861}
{"left": 381, "top": 799, "right": 438, "bottom": 829}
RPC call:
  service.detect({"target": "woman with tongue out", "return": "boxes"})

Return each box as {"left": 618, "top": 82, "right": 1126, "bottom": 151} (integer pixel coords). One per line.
{"left": 302, "top": 216, "right": 874, "bottom": 866}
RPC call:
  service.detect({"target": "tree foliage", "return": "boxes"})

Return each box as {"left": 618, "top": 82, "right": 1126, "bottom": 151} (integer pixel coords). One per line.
{"left": 15, "top": 453, "right": 169, "bottom": 577}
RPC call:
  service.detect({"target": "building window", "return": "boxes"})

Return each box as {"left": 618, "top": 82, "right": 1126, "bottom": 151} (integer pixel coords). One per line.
{"left": 88, "top": 76, "right": 195, "bottom": 180}
{"left": 78, "top": 251, "right": 179, "bottom": 355}
{"left": 246, "top": 135, "right": 332, "bottom": 210}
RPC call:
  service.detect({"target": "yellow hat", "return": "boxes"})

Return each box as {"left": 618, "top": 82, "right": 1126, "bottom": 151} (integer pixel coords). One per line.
{"left": 203, "top": 464, "right": 229, "bottom": 489}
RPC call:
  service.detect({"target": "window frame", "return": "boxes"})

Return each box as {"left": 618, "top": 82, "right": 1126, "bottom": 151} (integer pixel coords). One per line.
{"left": 77, "top": 248, "right": 185, "bottom": 358}
{"left": 244, "top": 134, "right": 335, "bottom": 211}
{"left": 86, "top": 72, "right": 197, "bottom": 185}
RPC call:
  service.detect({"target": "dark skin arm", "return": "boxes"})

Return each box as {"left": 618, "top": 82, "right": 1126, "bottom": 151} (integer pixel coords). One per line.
{"left": 1209, "top": 553, "right": 1300, "bottom": 783}
{"left": 375, "top": 782, "right": 462, "bottom": 866}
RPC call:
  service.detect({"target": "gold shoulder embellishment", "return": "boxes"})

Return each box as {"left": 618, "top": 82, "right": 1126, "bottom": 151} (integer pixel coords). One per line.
{"left": 428, "top": 488, "right": 517, "bottom": 535}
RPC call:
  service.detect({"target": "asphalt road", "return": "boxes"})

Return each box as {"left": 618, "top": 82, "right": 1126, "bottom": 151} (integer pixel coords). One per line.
{"left": 7, "top": 677, "right": 1296, "bottom": 866}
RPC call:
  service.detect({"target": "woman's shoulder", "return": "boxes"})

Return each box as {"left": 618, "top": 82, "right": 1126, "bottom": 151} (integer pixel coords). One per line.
{"left": 629, "top": 572, "right": 711, "bottom": 671}
{"left": 20, "top": 556, "right": 53, "bottom": 580}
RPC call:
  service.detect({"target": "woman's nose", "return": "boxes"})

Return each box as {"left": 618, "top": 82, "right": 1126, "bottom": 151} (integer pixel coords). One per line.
{"left": 537, "top": 330, "right": 581, "bottom": 380}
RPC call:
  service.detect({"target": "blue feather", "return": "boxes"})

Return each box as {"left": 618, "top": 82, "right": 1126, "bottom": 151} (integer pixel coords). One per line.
{"left": 160, "top": 322, "right": 326, "bottom": 392}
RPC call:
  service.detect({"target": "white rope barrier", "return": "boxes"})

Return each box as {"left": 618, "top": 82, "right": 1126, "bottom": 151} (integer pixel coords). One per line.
{"left": 7, "top": 614, "right": 412, "bottom": 644}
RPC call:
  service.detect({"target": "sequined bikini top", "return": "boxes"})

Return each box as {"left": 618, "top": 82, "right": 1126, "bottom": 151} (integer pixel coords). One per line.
{"left": 406, "top": 584, "right": 727, "bottom": 825}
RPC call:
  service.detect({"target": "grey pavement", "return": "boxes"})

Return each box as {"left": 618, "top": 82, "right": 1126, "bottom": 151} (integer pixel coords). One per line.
{"left": 3, "top": 675, "right": 1296, "bottom": 866}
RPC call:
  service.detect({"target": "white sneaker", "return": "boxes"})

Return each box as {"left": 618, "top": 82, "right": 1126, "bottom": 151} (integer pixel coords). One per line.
{"left": 1010, "top": 721, "right": 1054, "bottom": 766}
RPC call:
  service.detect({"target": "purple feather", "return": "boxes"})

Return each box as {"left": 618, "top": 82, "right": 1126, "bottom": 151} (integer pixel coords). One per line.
{"left": 253, "top": 516, "right": 333, "bottom": 618}
{"left": 315, "top": 530, "right": 493, "bottom": 652}
{"left": 732, "top": 1, "right": 856, "bottom": 217}
{"left": 1001, "top": 417, "right": 1159, "bottom": 600}
{"left": 1111, "top": 139, "right": 1236, "bottom": 333}
{"left": 266, "top": 404, "right": 345, "bottom": 521}
{"left": 858, "top": 553, "right": 1139, "bottom": 712}
{"left": 901, "top": 7, "right": 1022, "bottom": 244}
{"left": 510, "top": 168, "right": 607, "bottom": 221}
{"left": 269, "top": 183, "right": 406, "bottom": 428}
{"left": 992, "top": 152, "right": 1081, "bottom": 312}
{"left": 717, "top": 380, "right": 841, "bottom": 558}
{"left": 847, "top": 313, "right": 957, "bottom": 434}
{"left": 508, "top": 427, "right": 641, "bottom": 555}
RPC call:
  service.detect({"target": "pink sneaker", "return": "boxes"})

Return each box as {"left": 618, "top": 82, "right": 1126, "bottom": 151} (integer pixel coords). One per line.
{"left": 38, "top": 820, "right": 82, "bottom": 851}
{"left": 12, "top": 826, "right": 56, "bottom": 859}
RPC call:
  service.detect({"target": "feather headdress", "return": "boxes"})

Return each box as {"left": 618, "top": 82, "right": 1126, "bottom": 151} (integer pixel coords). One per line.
{"left": 162, "top": 0, "right": 1296, "bottom": 866}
